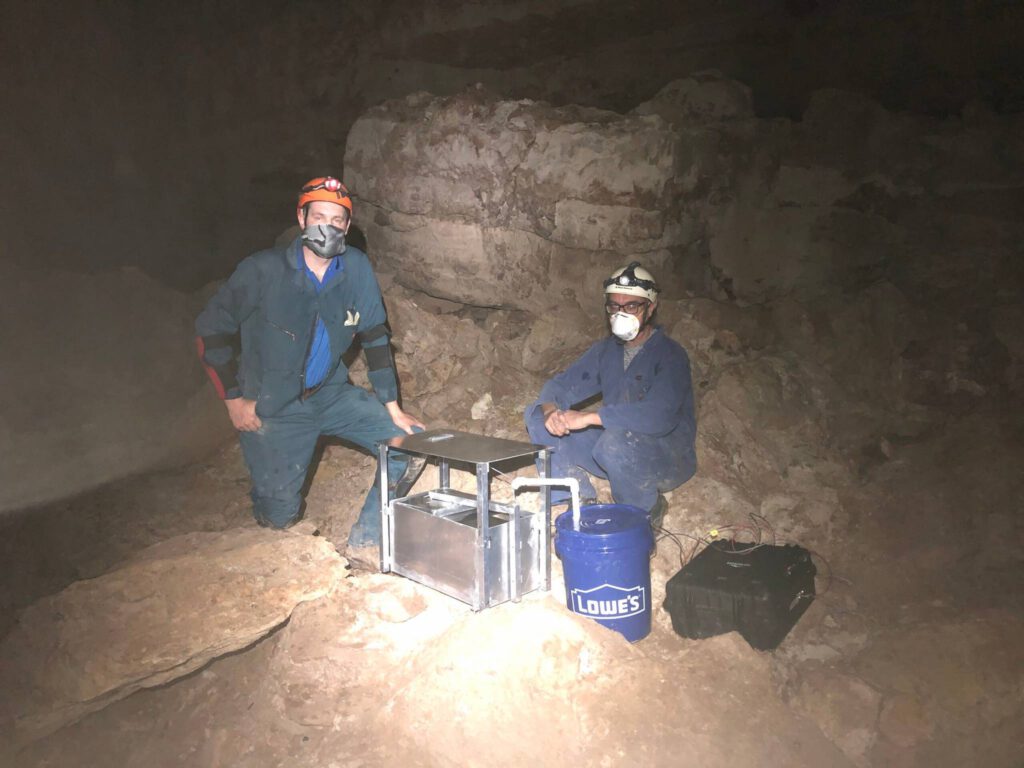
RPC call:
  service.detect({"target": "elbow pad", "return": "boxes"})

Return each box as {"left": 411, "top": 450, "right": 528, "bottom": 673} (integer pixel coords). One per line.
{"left": 196, "top": 334, "right": 240, "bottom": 399}
{"left": 357, "top": 323, "right": 389, "bottom": 345}
{"left": 364, "top": 343, "right": 394, "bottom": 372}
{"left": 359, "top": 323, "right": 394, "bottom": 372}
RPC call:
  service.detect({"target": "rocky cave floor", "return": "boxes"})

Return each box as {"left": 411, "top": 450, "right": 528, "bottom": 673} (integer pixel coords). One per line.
{"left": 2, "top": 1, "right": 1023, "bottom": 758}
{"left": 3, "top": 73, "right": 1024, "bottom": 768}
{"left": 1, "top": 385, "right": 1022, "bottom": 767}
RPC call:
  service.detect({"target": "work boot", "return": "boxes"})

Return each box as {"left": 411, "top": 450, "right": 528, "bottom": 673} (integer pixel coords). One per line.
{"left": 392, "top": 454, "right": 427, "bottom": 498}
{"left": 347, "top": 496, "right": 383, "bottom": 549}
{"left": 256, "top": 512, "right": 302, "bottom": 531}
{"left": 647, "top": 493, "right": 667, "bottom": 530}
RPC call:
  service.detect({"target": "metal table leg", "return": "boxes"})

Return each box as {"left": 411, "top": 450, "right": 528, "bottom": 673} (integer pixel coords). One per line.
{"left": 378, "top": 442, "right": 392, "bottom": 573}
{"left": 540, "top": 448, "right": 552, "bottom": 591}
{"left": 509, "top": 499, "right": 521, "bottom": 603}
{"left": 474, "top": 462, "right": 490, "bottom": 611}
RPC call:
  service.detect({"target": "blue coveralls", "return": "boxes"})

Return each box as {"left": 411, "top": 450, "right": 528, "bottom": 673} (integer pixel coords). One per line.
{"left": 195, "top": 238, "right": 409, "bottom": 544}
{"left": 525, "top": 328, "right": 697, "bottom": 511}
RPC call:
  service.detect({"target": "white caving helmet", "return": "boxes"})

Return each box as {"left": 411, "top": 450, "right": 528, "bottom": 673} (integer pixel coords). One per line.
{"left": 603, "top": 261, "right": 660, "bottom": 303}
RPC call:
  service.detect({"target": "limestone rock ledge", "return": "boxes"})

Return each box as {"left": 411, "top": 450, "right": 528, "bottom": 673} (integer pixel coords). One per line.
{"left": 345, "top": 89, "right": 691, "bottom": 311}
{"left": 0, "top": 528, "right": 345, "bottom": 750}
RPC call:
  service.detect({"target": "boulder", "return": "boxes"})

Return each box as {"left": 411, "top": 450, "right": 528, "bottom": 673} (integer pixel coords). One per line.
{"left": 853, "top": 612, "right": 1024, "bottom": 740}
{"left": 706, "top": 203, "right": 901, "bottom": 303}
{"left": 632, "top": 70, "right": 754, "bottom": 125}
{"left": 344, "top": 89, "right": 690, "bottom": 311}
{"left": 786, "top": 669, "right": 883, "bottom": 767}
{"left": 0, "top": 528, "right": 346, "bottom": 749}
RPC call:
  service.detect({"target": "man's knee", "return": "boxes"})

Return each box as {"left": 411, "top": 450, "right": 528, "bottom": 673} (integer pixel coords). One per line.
{"left": 592, "top": 428, "right": 635, "bottom": 471}
{"left": 524, "top": 403, "right": 547, "bottom": 442}
{"left": 246, "top": 455, "right": 306, "bottom": 525}
{"left": 239, "top": 427, "right": 315, "bottom": 528}
{"left": 595, "top": 430, "right": 697, "bottom": 493}
{"left": 252, "top": 491, "right": 303, "bottom": 527}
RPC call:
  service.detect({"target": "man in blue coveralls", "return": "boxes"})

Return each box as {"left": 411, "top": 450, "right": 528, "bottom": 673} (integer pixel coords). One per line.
{"left": 195, "top": 176, "right": 424, "bottom": 550}
{"left": 525, "top": 262, "right": 697, "bottom": 527}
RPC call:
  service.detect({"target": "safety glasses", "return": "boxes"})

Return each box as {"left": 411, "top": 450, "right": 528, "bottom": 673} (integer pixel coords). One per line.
{"left": 605, "top": 299, "right": 649, "bottom": 315}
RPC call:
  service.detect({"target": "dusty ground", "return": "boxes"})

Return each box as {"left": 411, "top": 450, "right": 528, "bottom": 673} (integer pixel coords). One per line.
{"left": 2, "top": 398, "right": 1021, "bottom": 767}
{"left": 3, "top": 77, "right": 1021, "bottom": 768}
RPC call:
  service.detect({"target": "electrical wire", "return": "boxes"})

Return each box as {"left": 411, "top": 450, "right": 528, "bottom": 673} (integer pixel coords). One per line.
{"left": 654, "top": 526, "right": 709, "bottom": 569}
{"left": 488, "top": 479, "right": 835, "bottom": 596}
{"left": 654, "top": 511, "right": 837, "bottom": 597}
{"left": 654, "top": 512, "right": 781, "bottom": 565}
{"left": 490, "top": 480, "right": 836, "bottom": 601}
{"left": 799, "top": 546, "right": 834, "bottom": 596}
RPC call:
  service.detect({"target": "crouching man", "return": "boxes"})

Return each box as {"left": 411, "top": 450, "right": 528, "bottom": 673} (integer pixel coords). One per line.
{"left": 195, "top": 176, "right": 424, "bottom": 549}
{"left": 524, "top": 262, "right": 697, "bottom": 526}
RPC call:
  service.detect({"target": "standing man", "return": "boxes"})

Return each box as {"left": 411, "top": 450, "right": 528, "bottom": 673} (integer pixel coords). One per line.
{"left": 524, "top": 262, "right": 697, "bottom": 526}
{"left": 195, "top": 176, "right": 424, "bottom": 549}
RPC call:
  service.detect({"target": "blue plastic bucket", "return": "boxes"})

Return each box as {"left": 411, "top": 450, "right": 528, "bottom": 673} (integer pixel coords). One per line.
{"left": 555, "top": 504, "right": 654, "bottom": 643}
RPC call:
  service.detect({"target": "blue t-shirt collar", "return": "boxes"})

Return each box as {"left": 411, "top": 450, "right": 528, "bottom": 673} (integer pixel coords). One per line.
{"left": 296, "top": 241, "right": 343, "bottom": 288}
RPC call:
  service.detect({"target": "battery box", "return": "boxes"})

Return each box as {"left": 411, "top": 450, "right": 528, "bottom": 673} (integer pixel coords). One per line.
{"left": 663, "top": 540, "right": 816, "bottom": 651}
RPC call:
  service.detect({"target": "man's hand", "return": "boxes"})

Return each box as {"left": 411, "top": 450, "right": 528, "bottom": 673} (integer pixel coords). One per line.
{"left": 541, "top": 403, "right": 602, "bottom": 436}
{"left": 225, "top": 398, "right": 262, "bottom": 432}
{"left": 386, "top": 401, "right": 426, "bottom": 435}
{"left": 563, "top": 409, "right": 602, "bottom": 431}
{"left": 542, "top": 404, "right": 570, "bottom": 437}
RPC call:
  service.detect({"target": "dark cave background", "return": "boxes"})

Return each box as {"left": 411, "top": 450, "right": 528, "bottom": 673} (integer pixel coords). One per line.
{"left": 1, "top": 0, "right": 1021, "bottom": 291}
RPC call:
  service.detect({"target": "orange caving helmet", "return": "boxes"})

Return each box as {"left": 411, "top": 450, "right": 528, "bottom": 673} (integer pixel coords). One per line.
{"left": 297, "top": 176, "right": 353, "bottom": 214}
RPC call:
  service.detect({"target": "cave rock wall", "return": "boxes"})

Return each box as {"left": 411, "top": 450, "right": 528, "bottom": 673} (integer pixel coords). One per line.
{"left": 0, "top": 262, "right": 230, "bottom": 514}
{"left": 345, "top": 89, "right": 695, "bottom": 311}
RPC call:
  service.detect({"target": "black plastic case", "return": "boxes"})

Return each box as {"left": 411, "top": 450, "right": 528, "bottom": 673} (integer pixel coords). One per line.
{"left": 663, "top": 541, "right": 816, "bottom": 650}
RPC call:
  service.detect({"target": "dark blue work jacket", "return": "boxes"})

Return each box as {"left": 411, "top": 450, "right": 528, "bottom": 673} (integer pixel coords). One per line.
{"left": 531, "top": 328, "right": 697, "bottom": 450}
{"left": 195, "top": 238, "right": 396, "bottom": 417}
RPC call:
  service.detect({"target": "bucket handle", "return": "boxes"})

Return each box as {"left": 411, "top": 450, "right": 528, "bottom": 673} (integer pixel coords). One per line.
{"left": 510, "top": 477, "right": 581, "bottom": 531}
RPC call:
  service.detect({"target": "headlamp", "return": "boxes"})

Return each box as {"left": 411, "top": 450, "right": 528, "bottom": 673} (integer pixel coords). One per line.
{"left": 603, "top": 261, "right": 658, "bottom": 293}
{"left": 302, "top": 177, "right": 348, "bottom": 195}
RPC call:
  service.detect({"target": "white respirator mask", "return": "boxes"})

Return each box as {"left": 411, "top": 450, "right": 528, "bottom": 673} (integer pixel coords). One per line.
{"left": 610, "top": 311, "right": 641, "bottom": 342}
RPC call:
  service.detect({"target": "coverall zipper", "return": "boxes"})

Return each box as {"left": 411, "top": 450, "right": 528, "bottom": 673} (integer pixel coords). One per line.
{"left": 268, "top": 320, "right": 296, "bottom": 340}
{"left": 299, "top": 312, "right": 320, "bottom": 400}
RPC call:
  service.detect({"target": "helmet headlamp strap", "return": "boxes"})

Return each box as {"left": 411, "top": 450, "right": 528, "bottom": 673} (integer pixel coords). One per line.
{"left": 604, "top": 260, "right": 657, "bottom": 293}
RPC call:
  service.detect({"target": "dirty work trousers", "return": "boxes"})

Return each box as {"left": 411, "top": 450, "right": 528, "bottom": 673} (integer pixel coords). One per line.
{"left": 238, "top": 381, "right": 408, "bottom": 546}
{"left": 525, "top": 408, "right": 695, "bottom": 512}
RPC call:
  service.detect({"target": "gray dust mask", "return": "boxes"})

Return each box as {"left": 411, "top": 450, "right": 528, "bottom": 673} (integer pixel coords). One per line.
{"left": 301, "top": 224, "right": 347, "bottom": 259}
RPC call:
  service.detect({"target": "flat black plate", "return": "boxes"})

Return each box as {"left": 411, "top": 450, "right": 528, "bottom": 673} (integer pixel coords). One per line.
{"left": 386, "top": 428, "right": 549, "bottom": 464}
